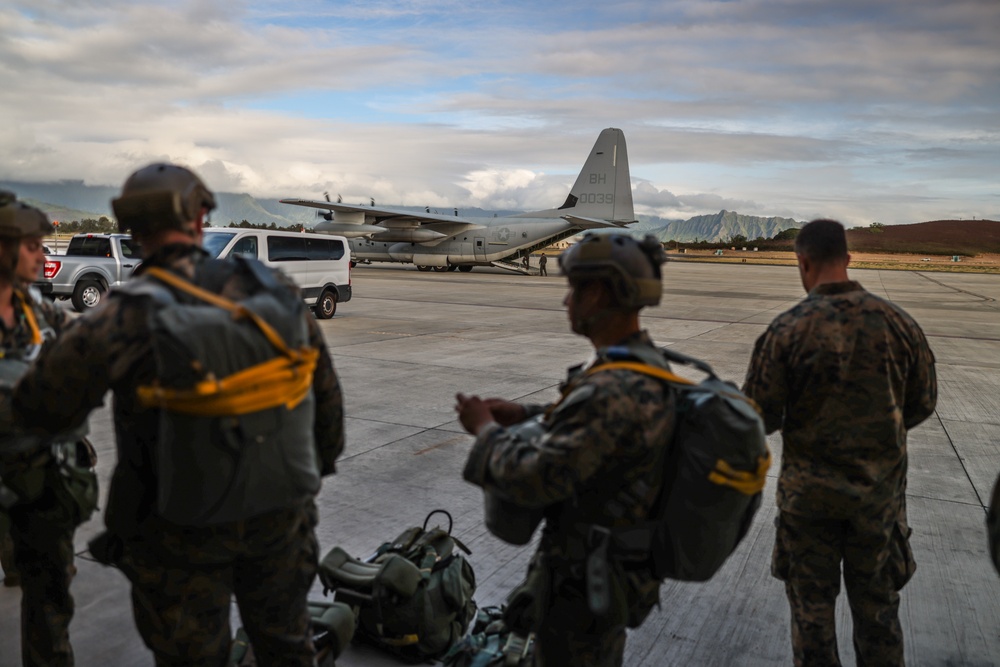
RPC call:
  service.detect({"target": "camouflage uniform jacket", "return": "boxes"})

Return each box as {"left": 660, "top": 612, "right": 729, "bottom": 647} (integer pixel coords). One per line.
{"left": 11, "top": 243, "right": 345, "bottom": 536}
{"left": 742, "top": 280, "right": 936, "bottom": 518}
{"left": 0, "top": 284, "right": 70, "bottom": 473}
{"left": 465, "top": 331, "right": 676, "bottom": 565}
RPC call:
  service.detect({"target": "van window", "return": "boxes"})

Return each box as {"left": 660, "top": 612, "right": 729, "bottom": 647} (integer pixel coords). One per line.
{"left": 231, "top": 236, "right": 258, "bottom": 259}
{"left": 305, "top": 237, "right": 345, "bottom": 260}
{"left": 267, "top": 236, "right": 308, "bottom": 261}
{"left": 203, "top": 232, "right": 236, "bottom": 258}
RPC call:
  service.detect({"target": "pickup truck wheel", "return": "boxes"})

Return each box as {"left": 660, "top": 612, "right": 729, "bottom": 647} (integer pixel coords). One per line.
{"left": 72, "top": 280, "right": 105, "bottom": 312}
{"left": 314, "top": 290, "right": 337, "bottom": 319}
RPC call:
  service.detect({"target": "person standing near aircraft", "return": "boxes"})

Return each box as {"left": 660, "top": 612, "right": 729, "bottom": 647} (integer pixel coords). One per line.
{"left": 742, "top": 219, "right": 937, "bottom": 666}
{"left": 457, "top": 233, "right": 674, "bottom": 667}
{"left": 538, "top": 253, "right": 548, "bottom": 276}
{"left": 4, "top": 163, "right": 345, "bottom": 665}
{"left": 0, "top": 195, "right": 97, "bottom": 667}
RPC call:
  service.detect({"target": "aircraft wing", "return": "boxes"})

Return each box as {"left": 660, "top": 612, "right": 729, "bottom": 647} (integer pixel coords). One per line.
{"left": 280, "top": 198, "right": 475, "bottom": 226}
{"left": 561, "top": 214, "right": 637, "bottom": 229}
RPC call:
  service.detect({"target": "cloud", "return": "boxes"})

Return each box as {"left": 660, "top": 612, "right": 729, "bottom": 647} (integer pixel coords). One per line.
{"left": 0, "top": 0, "right": 996, "bottom": 227}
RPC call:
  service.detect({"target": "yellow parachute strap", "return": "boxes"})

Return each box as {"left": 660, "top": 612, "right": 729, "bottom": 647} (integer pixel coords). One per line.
{"left": 136, "top": 348, "right": 318, "bottom": 416}
{"left": 708, "top": 451, "right": 772, "bottom": 496}
{"left": 584, "top": 360, "right": 696, "bottom": 387}
{"left": 586, "top": 360, "right": 763, "bottom": 415}
{"left": 378, "top": 633, "right": 420, "bottom": 647}
{"left": 143, "top": 267, "right": 292, "bottom": 357}
{"left": 136, "top": 267, "right": 318, "bottom": 416}
{"left": 587, "top": 359, "right": 772, "bottom": 495}
{"left": 13, "top": 289, "right": 43, "bottom": 346}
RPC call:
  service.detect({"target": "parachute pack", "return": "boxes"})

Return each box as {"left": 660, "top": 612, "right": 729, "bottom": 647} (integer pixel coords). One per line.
{"left": 475, "top": 341, "right": 770, "bottom": 585}
{"left": 318, "top": 509, "right": 477, "bottom": 663}
{"left": 121, "top": 257, "right": 321, "bottom": 526}
{"left": 0, "top": 289, "right": 97, "bottom": 532}
{"left": 584, "top": 343, "right": 770, "bottom": 582}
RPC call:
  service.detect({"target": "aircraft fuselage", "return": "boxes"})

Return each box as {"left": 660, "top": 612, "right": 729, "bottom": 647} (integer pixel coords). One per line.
{"left": 345, "top": 215, "right": 574, "bottom": 267}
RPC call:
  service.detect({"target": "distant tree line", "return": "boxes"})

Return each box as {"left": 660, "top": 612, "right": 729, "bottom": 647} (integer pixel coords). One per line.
{"left": 664, "top": 227, "right": 800, "bottom": 250}
{"left": 52, "top": 217, "right": 118, "bottom": 234}
{"left": 212, "top": 220, "right": 307, "bottom": 232}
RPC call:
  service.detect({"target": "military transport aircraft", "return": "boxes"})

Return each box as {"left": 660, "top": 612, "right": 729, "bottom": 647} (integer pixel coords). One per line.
{"left": 279, "top": 128, "right": 636, "bottom": 273}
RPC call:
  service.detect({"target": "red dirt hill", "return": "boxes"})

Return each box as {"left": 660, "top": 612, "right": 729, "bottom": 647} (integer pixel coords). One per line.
{"left": 845, "top": 220, "right": 1000, "bottom": 256}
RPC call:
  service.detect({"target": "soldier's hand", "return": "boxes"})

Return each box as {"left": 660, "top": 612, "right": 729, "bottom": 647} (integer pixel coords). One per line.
{"left": 482, "top": 398, "right": 527, "bottom": 426}
{"left": 455, "top": 393, "right": 494, "bottom": 436}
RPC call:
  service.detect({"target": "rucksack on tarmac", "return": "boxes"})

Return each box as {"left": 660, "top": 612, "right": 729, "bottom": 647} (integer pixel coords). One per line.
{"left": 124, "top": 257, "right": 321, "bottom": 526}
{"left": 318, "top": 509, "right": 477, "bottom": 663}
{"left": 440, "top": 605, "right": 533, "bottom": 667}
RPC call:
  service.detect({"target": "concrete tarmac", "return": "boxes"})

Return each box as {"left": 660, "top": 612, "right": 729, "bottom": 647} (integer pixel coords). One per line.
{"left": 1, "top": 261, "right": 998, "bottom": 666}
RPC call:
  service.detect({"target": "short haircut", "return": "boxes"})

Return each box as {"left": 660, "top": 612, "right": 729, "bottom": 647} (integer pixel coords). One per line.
{"left": 794, "top": 218, "right": 848, "bottom": 264}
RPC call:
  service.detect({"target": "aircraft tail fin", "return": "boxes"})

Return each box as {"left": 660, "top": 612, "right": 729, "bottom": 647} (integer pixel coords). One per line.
{"left": 557, "top": 128, "right": 634, "bottom": 223}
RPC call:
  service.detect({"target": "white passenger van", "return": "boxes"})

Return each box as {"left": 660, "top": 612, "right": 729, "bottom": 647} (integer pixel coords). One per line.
{"left": 202, "top": 228, "right": 352, "bottom": 318}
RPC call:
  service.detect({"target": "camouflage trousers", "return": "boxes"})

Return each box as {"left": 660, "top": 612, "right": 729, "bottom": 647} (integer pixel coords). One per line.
{"left": 772, "top": 501, "right": 916, "bottom": 667}
{"left": 6, "top": 499, "right": 79, "bottom": 667}
{"left": 531, "top": 574, "right": 627, "bottom": 667}
{"left": 523, "top": 555, "right": 659, "bottom": 667}
{"left": 120, "top": 500, "right": 320, "bottom": 667}
{"left": 1, "top": 528, "right": 16, "bottom": 582}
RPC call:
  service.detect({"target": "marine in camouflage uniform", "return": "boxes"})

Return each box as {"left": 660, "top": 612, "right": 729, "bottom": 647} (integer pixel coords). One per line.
{"left": 0, "top": 196, "right": 94, "bottom": 667}
{"left": 458, "top": 234, "right": 675, "bottom": 667}
{"left": 9, "top": 164, "right": 345, "bottom": 667}
{"left": 742, "top": 219, "right": 937, "bottom": 667}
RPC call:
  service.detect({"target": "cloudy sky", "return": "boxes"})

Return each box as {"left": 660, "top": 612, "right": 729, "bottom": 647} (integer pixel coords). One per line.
{"left": 1, "top": 0, "right": 998, "bottom": 226}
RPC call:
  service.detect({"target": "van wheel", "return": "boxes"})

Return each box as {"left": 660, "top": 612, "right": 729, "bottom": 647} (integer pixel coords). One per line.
{"left": 458, "top": 265, "right": 473, "bottom": 273}
{"left": 72, "top": 279, "right": 105, "bottom": 312}
{"left": 314, "top": 290, "right": 337, "bottom": 319}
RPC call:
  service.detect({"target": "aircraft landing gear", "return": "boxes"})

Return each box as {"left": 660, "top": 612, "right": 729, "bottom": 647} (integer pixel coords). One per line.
{"left": 432, "top": 266, "right": 448, "bottom": 272}
{"left": 458, "top": 265, "right": 473, "bottom": 273}
{"left": 447, "top": 265, "right": 458, "bottom": 272}
{"left": 416, "top": 265, "right": 432, "bottom": 272}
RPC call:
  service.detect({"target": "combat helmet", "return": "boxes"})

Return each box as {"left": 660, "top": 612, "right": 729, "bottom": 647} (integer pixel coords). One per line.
{"left": 559, "top": 233, "right": 666, "bottom": 309}
{"left": 112, "top": 163, "right": 216, "bottom": 237}
{"left": 0, "top": 199, "right": 55, "bottom": 239}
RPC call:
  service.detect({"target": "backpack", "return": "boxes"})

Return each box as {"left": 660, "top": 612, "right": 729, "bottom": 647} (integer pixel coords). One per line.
{"left": 123, "top": 258, "right": 321, "bottom": 526}
{"left": 440, "top": 605, "right": 533, "bottom": 667}
{"left": 318, "top": 509, "right": 477, "bottom": 663}
{"left": 0, "top": 290, "right": 96, "bottom": 530}
{"left": 580, "top": 343, "right": 770, "bottom": 583}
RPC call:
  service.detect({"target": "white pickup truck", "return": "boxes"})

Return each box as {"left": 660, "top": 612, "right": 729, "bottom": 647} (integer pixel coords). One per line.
{"left": 36, "top": 233, "right": 143, "bottom": 312}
